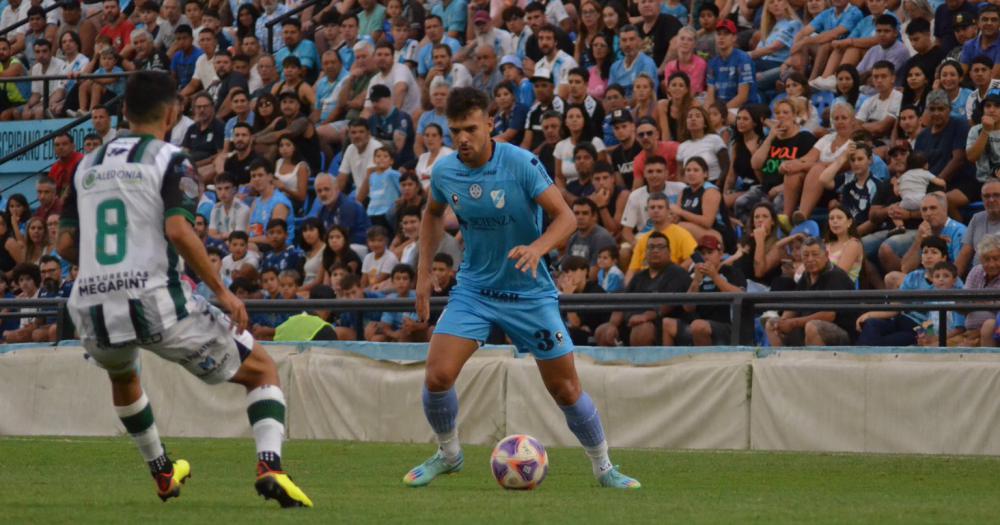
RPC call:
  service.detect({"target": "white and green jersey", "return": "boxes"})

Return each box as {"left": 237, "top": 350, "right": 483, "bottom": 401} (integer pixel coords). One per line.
{"left": 62, "top": 135, "right": 200, "bottom": 346}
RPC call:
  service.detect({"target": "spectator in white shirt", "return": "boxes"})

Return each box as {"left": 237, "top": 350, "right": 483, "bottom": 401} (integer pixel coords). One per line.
{"left": 338, "top": 119, "right": 383, "bottom": 194}
{"left": 21, "top": 38, "right": 66, "bottom": 120}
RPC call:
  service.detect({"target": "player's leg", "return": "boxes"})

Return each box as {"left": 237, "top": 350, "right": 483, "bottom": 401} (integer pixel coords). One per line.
{"left": 81, "top": 338, "right": 192, "bottom": 502}
{"left": 403, "top": 291, "right": 490, "bottom": 487}
{"left": 535, "top": 354, "right": 639, "bottom": 489}
{"left": 402, "top": 333, "right": 479, "bottom": 487}
{"left": 507, "top": 298, "right": 639, "bottom": 489}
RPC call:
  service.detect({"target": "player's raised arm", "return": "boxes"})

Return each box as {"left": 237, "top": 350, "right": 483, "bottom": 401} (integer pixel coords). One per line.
{"left": 508, "top": 183, "right": 576, "bottom": 278}
{"left": 415, "top": 196, "right": 447, "bottom": 322}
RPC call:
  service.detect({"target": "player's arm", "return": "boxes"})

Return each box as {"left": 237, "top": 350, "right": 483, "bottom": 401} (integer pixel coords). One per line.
{"left": 415, "top": 196, "right": 447, "bottom": 322}
{"left": 509, "top": 185, "right": 576, "bottom": 277}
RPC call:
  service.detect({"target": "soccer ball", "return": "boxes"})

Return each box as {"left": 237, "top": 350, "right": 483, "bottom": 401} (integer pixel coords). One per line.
{"left": 490, "top": 434, "right": 549, "bottom": 490}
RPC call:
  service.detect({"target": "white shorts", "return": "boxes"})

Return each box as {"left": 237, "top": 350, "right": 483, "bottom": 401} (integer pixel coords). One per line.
{"left": 81, "top": 296, "right": 255, "bottom": 385}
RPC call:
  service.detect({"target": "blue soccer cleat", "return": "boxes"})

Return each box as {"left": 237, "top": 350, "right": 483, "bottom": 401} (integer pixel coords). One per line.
{"left": 598, "top": 466, "right": 641, "bottom": 489}
{"left": 402, "top": 450, "right": 464, "bottom": 487}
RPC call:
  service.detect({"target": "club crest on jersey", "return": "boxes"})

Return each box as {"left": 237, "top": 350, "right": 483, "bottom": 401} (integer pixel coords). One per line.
{"left": 490, "top": 189, "right": 505, "bottom": 209}
{"left": 82, "top": 170, "right": 97, "bottom": 190}
{"left": 469, "top": 184, "right": 482, "bottom": 199}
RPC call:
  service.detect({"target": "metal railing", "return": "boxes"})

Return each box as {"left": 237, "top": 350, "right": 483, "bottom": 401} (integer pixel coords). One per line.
{"left": 10, "top": 289, "right": 1000, "bottom": 347}
{"left": 0, "top": 0, "right": 69, "bottom": 37}
{"left": 265, "top": 0, "right": 326, "bottom": 54}
{"left": 0, "top": 70, "right": 144, "bottom": 123}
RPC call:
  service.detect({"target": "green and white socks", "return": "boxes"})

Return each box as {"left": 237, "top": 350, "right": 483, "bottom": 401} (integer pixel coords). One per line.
{"left": 247, "top": 385, "right": 286, "bottom": 470}
{"left": 115, "top": 392, "right": 167, "bottom": 473}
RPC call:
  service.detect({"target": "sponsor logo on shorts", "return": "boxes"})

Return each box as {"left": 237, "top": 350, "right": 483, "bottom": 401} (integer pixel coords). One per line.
{"left": 479, "top": 288, "right": 520, "bottom": 302}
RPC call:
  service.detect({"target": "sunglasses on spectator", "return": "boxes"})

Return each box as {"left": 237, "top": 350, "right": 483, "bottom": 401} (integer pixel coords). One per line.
{"left": 637, "top": 130, "right": 656, "bottom": 138}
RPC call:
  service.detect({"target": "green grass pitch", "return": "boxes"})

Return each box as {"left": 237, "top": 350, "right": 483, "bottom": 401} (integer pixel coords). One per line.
{"left": 4, "top": 437, "right": 1000, "bottom": 524}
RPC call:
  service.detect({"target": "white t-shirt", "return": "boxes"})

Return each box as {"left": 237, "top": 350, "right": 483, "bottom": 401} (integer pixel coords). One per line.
{"left": 445, "top": 62, "right": 473, "bottom": 88}
{"left": 855, "top": 89, "right": 902, "bottom": 124}
{"left": 275, "top": 158, "right": 310, "bottom": 196}
{"left": 676, "top": 134, "right": 727, "bottom": 182}
{"left": 30, "top": 57, "right": 67, "bottom": 95}
{"left": 0, "top": 1, "right": 29, "bottom": 36}
{"left": 416, "top": 146, "right": 454, "bottom": 188}
{"left": 193, "top": 53, "right": 220, "bottom": 93}
{"left": 620, "top": 183, "right": 687, "bottom": 232}
{"left": 221, "top": 251, "right": 260, "bottom": 280}
{"left": 362, "top": 249, "right": 400, "bottom": 282}
{"left": 366, "top": 63, "right": 422, "bottom": 114}
{"left": 553, "top": 137, "right": 606, "bottom": 183}
{"left": 209, "top": 199, "right": 251, "bottom": 236}
{"left": 545, "top": 0, "right": 570, "bottom": 25}
{"left": 535, "top": 50, "right": 578, "bottom": 88}
{"left": 811, "top": 133, "right": 852, "bottom": 163}
{"left": 339, "top": 138, "right": 383, "bottom": 192}
{"left": 170, "top": 115, "right": 194, "bottom": 146}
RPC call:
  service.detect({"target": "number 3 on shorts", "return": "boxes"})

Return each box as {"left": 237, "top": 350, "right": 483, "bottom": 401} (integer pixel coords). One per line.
{"left": 96, "top": 198, "right": 128, "bottom": 265}
{"left": 534, "top": 329, "right": 554, "bottom": 352}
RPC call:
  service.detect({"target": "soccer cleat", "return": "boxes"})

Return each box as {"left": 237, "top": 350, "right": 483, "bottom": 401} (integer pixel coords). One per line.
{"left": 154, "top": 459, "right": 191, "bottom": 502}
{"left": 598, "top": 466, "right": 641, "bottom": 490}
{"left": 402, "top": 450, "right": 464, "bottom": 487}
{"left": 254, "top": 461, "right": 314, "bottom": 508}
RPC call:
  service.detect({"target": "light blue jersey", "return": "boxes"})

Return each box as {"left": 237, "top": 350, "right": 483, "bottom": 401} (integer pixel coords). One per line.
{"left": 430, "top": 141, "right": 557, "bottom": 299}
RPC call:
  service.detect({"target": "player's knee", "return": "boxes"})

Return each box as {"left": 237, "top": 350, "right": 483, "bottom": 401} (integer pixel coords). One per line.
{"left": 425, "top": 365, "right": 458, "bottom": 392}
{"left": 232, "top": 345, "right": 279, "bottom": 389}
{"left": 544, "top": 377, "right": 581, "bottom": 406}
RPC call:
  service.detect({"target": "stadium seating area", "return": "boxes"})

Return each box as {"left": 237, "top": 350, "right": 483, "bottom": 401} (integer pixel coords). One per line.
{"left": 2, "top": 0, "right": 1000, "bottom": 346}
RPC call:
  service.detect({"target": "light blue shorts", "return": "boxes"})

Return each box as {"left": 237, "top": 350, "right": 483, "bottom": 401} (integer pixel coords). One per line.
{"left": 433, "top": 288, "right": 573, "bottom": 360}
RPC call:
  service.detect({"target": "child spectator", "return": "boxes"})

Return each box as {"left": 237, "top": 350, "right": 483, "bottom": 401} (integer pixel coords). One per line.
{"left": 366, "top": 264, "right": 425, "bottom": 342}
{"left": 252, "top": 269, "right": 302, "bottom": 340}
{"left": 361, "top": 225, "right": 399, "bottom": 290}
{"left": 334, "top": 274, "right": 384, "bottom": 340}
{"left": 597, "top": 246, "right": 625, "bottom": 292}
{"left": 890, "top": 152, "right": 945, "bottom": 235}
{"left": 222, "top": 231, "right": 260, "bottom": 281}
{"left": 260, "top": 218, "right": 305, "bottom": 273}
{"left": 194, "top": 247, "right": 230, "bottom": 300}
{"left": 80, "top": 48, "right": 125, "bottom": 113}
{"left": 916, "top": 261, "right": 966, "bottom": 346}
{"left": 358, "top": 146, "right": 402, "bottom": 232}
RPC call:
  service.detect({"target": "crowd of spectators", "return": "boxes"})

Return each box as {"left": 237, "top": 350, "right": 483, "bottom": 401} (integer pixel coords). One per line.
{"left": 3, "top": 0, "right": 1000, "bottom": 346}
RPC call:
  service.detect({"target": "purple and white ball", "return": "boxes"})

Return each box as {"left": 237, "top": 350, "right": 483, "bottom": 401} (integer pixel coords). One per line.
{"left": 490, "top": 434, "right": 549, "bottom": 490}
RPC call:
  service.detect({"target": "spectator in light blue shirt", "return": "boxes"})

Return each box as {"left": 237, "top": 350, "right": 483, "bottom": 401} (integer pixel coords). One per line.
{"left": 358, "top": 0, "right": 387, "bottom": 37}
{"left": 608, "top": 25, "right": 658, "bottom": 98}
{"left": 749, "top": 0, "right": 802, "bottom": 100}
{"left": 791, "top": 0, "right": 864, "bottom": 88}
{"left": 314, "top": 50, "right": 347, "bottom": 123}
{"left": 359, "top": 146, "right": 402, "bottom": 226}
{"left": 417, "top": 15, "right": 461, "bottom": 77}
{"left": 499, "top": 54, "right": 535, "bottom": 107}
{"left": 255, "top": 0, "right": 290, "bottom": 52}
{"left": 706, "top": 19, "right": 759, "bottom": 110}
{"left": 432, "top": 0, "right": 468, "bottom": 38}
{"left": 274, "top": 18, "right": 319, "bottom": 78}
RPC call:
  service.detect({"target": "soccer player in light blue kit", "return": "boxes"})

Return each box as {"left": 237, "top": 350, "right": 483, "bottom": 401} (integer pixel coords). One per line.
{"left": 403, "top": 87, "right": 640, "bottom": 489}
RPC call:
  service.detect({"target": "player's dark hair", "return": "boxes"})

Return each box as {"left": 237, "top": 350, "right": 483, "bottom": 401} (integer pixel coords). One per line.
{"left": 920, "top": 236, "right": 949, "bottom": 256}
{"left": 931, "top": 260, "right": 958, "bottom": 277}
{"left": 266, "top": 218, "right": 288, "bottom": 233}
{"left": 446, "top": 87, "right": 490, "bottom": 120}
{"left": 432, "top": 252, "right": 454, "bottom": 267}
{"left": 572, "top": 197, "right": 599, "bottom": 215}
{"left": 562, "top": 256, "right": 590, "bottom": 273}
{"left": 12, "top": 263, "right": 41, "bottom": 287}
{"left": 228, "top": 230, "right": 249, "bottom": 243}
{"left": 124, "top": 71, "right": 177, "bottom": 124}
{"left": 391, "top": 263, "right": 415, "bottom": 280}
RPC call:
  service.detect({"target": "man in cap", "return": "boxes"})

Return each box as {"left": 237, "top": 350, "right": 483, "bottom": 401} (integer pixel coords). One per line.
{"left": 367, "top": 83, "right": 416, "bottom": 167}
{"left": 521, "top": 66, "right": 564, "bottom": 150}
{"left": 936, "top": 0, "right": 979, "bottom": 55}
{"left": 662, "top": 235, "right": 746, "bottom": 346}
{"left": 947, "top": 12, "right": 980, "bottom": 62}
{"left": 707, "top": 19, "right": 759, "bottom": 111}
{"left": 608, "top": 109, "right": 642, "bottom": 188}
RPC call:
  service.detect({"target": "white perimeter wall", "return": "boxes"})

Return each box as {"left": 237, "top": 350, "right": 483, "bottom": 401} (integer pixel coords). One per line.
{"left": 4, "top": 346, "right": 1000, "bottom": 455}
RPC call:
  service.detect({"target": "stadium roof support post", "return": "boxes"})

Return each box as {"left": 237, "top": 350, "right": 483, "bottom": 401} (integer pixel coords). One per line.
{"left": 265, "top": 0, "right": 326, "bottom": 54}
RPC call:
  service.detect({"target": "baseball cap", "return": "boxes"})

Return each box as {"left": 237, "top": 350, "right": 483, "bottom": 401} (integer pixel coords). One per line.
{"left": 473, "top": 10, "right": 491, "bottom": 24}
{"left": 369, "top": 84, "right": 392, "bottom": 102}
{"left": 610, "top": 108, "right": 634, "bottom": 125}
{"left": 531, "top": 66, "right": 554, "bottom": 83}
{"left": 789, "top": 220, "right": 820, "bottom": 239}
{"left": 716, "top": 19, "right": 737, "bottom": 34}
{"left": 953, "top": 13, "right": 974, "bottom": 29}
{"left": 499, "top": 54, "right": 523, "bottom": 71}
{"left": 697, "top": 235, "right": 721, "bottom": 252}
{"left": 985, "top": 89, "right": 1000, "bottom": 106}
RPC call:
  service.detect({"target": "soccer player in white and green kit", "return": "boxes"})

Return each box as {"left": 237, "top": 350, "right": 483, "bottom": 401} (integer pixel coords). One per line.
{"left": 403, "top": 87, "right": 640, "bottom": 489}
{"left": 57, "top": 71, "right": 312, "bottom": 508}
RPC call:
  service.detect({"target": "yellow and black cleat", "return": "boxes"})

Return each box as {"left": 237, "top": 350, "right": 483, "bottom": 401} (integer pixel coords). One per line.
{"left": 254, "top": 461, "right": 313, "bottom": 508}
{"left": 154, "top": 459, "right": 191, "bottom": 502}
